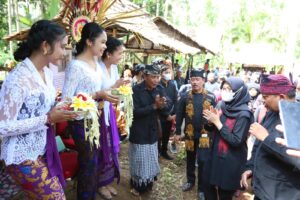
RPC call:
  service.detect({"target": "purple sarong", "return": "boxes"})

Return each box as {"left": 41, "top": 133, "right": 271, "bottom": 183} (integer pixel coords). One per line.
{"left": 45, "top": 125, "right": 66, "bottom": 187}
{"left": 98, "top": 103, "right": 120, "bottom": 186}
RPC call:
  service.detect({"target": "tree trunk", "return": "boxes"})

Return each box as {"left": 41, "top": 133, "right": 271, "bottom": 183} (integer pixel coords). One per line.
{"left": 142, "top": 0, "right": 146, "bottom": 8}
{"left": 13, "top": 0, "right": 19, "bottom": 32}
{"left": 156, "top": 0, "right": 159, "bottom": 16}
{"left": 7, "top": 0, "right": 13, "bottom": 56}
{"left": 164, "top": 0, "right": 170, "bottom": 19}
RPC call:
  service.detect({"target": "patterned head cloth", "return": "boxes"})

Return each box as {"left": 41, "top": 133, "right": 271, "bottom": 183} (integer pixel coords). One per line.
{"left": 190, "top": 69, "right": 206, "bottom": 78}
{"left": 260, "top": 74, "right": 295, "bottom": 95}
{"left": 144, "top": 64, "right": 161, "bottom": 75}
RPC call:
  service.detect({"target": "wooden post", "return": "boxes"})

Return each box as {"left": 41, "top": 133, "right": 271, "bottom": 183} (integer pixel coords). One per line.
{"left": 171, "top": 53, "right": 175, "bottom": 69}
{"left": 112, "top": 28, "right": 117, "bottom": 37}
{"left": 143, "top": 54, "right": 148, "bottom": 65}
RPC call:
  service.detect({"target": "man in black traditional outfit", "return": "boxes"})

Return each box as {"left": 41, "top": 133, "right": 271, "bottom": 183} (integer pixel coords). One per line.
{"left": 241, "top": 74, "right": 300, "bottom": 200}
{"left": 129, "top": 63, "right": 169, "bottom": 196}
{"left": 175, "top": 69, "right": 216, "bottom": 200}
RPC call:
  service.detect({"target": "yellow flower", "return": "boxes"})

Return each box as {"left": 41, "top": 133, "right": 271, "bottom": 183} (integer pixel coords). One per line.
{"left": 70, "top": 93, "right": 97, "bottom": 112}
{"left": 117, "top": 85, "right": 133, "bottom": 96}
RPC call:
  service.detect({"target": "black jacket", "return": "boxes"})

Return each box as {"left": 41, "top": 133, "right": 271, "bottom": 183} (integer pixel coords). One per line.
{"left": 159, "top": 80, "right": 178, "bottom": 118}
{"left": 176, "top": 91, "right": 216, "bottom": 139}
{"left": 204, "top": 114, "right": 251, "bottom": 191}
{"left": 245, "top": 111, "right": 300, "bottom": 200}
{"left": 129, "top": 81, "right": 169, "bottom": 144}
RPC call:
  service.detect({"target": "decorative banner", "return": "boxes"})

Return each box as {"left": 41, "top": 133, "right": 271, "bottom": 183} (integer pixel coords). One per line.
{"left": 71, "top": 16, "right": 91, "bottom": 42}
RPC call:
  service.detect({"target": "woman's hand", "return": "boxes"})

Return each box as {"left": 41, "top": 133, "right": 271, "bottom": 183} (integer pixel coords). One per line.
{"left": 203, "top": 106, "right": 222, "bottom": 130}
{"left": 240, "top": 170, "right": 252, "bottom": 189}
{"left": 48, "top": 106, "right": 78, "bottom": 123}
{"left": 113, "top": 78, "right": 130, "bottom": 88}
{"left": 95, "top": 90, "right": 119, "bottom": 104}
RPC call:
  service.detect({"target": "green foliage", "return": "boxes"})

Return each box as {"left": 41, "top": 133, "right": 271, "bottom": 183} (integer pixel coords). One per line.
{"left": 173, "top": 145, "right": 186, "bottom": 166}
{"left": 0, "top": 0, "right": 9, "bottom": 54}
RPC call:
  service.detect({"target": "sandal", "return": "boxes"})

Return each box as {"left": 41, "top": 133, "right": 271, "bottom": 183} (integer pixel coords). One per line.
{"left": 98, "top": 187, "right": 112, "bottom": 200}
{"left": 130, "top": 188, "right": 140, "bottom": 196}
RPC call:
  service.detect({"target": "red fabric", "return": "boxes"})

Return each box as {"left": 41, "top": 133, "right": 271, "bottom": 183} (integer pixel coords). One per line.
{"left": 59, "top": 151, "right": 79, "bottom": 179}
{"left": 218, "top": 118, "right": 236, "bottom": 154}
{"left": 56, "top": 122, "right": 76, "bottom": 149}
{"left": 260, "top": 74, "right": 295, "bottom": 95}
{"left": 56, "top": 122, "right": 68, "bottom": 136}
{"left": 62, "top": 138, "right": 76, "bottom": 150}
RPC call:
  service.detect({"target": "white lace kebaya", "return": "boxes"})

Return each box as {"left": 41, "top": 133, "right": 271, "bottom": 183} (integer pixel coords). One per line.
{"left": 98, "top": 60, "right": 119, "bottom": 126}
{"left": 0, "top": 58, "right": 56, "bottom": 165}
{"left": 62, "top": 59, "right": 103, "bottom": 100}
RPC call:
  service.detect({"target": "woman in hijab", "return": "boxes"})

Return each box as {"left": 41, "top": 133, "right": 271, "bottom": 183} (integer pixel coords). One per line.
{"left": 247, "top": 83, "right": 261, "bottom": 112}
{"left": 202, "top": 77, "right": 253, "bottom": 200}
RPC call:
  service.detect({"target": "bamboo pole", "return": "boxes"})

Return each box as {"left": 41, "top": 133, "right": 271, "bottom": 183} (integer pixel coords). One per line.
{"left": 7, "top": 0, "right": 13, "bottom": 56}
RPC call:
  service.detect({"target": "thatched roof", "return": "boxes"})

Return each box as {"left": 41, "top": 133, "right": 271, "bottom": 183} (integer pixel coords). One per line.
{"left": 153, "top": 16, "right": 214, "bottom": 55}
{"left": 3, "top": 18, "right": 63, "bottom": 41}
{"left": 125, "top": 35, "right": 173, "bottom": 54}
{"left": 105, "top": 0, "right": 199, "bottom": 54}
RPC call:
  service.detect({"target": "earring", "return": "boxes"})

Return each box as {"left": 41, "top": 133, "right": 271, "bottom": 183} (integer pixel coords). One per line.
{"left": 43, "top": 50, "right": 47, "bottom": 55}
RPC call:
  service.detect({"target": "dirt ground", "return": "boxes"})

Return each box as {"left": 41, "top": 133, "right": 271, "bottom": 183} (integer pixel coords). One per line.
{"left": 63, "top": 141, "right": 254, "bottom": 200}
{"left": 11, "top": 141, "right": 254, "bottom": 200}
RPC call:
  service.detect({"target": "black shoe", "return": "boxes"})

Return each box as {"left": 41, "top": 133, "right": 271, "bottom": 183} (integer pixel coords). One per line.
{"left": 161, "top": 152, "right": 173, "bottom": 160}
{"left": 198, "top": 192, "right": 205, "bottom": 200}
{"left": 181, "top": 182, "right": 194, "bottom": 192}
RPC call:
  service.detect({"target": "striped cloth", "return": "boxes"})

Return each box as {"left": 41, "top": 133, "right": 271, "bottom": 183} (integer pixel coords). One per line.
{"left": 129, "top": 142, "right": 160, "bottom": 186}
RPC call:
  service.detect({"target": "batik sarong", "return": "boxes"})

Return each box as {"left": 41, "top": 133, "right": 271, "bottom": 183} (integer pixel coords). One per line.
{"left": 6, "top": 157, "right": 65, "bottom": 200}
{"left": 129, "top": 142, "right": 160, "bottom": 193}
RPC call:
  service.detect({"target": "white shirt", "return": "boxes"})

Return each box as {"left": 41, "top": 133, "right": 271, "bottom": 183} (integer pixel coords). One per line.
{"left": 0, "top": 58, "right": 56, "bottom": 165}
{"left": 62, "top": 59, "right": 103, "bottom": 99}
{"left": 49, "top": 63, "right": 65, "bottom": 92}
{"left": 98, "top": 60, "right": 119, "bottom": 126}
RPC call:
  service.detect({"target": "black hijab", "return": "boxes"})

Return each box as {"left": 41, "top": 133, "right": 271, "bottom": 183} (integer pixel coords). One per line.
{"left": 221, "top": 77, "right": 252, "bottom": 118}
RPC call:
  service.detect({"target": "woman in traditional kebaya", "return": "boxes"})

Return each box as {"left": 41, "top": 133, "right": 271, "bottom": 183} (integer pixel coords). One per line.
{"left": 0, "top": 20, "right": 77, "bottom": 200}
{"left": 97, "top": 36, "right": 127, "bottom": 199}
{"left": 62, "top": 22, "right": 118, "bottom": 200}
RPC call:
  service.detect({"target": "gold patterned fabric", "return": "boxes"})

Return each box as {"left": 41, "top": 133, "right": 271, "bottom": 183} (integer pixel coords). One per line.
{"left": 184, "top": 90, "right": 212, "bottom": 151}
{"left": 6, "top": 157, "right": 65, "bottom": 200}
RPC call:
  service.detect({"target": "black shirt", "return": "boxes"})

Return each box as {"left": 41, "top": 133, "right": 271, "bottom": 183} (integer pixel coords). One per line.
{"left": 159, "top": 80, "right": 178, "bottom": 117}
{"left": 175, "top": 76, "right": 185, "bottom": 90}
{"left": 129, "top": 81, "right": 169, "bottom": 144}
{"left": 245, "top": 111, "right": 300, "bottom": 199}
{"left": 176, "top": 91, "right": 216, "bottom": 139}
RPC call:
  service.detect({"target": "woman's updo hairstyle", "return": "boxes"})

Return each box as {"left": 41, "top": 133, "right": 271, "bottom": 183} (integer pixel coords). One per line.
{"left": 14, "top": 20, "right": 66, "bottom": 61}
{"left": 101, "top": 36, "right": 123, "bottom": 60}
{"left": 75, "top": 22, "right": 105, "bottom": 56}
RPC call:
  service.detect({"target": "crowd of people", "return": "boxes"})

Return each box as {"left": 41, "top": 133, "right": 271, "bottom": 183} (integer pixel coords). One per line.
{"left": 0, "top": 19, "right": 300, "bottom": 200}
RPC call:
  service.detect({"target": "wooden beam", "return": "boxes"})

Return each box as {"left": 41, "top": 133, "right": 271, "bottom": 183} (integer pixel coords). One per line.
{"left": 132, "top": 53, "right": 143, "bottom": 63}
{"left": 112, "top": 28, "right": 117, "bottom": 37}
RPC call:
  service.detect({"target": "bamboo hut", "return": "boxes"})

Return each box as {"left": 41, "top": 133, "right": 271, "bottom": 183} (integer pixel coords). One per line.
{"left": 105, "top": 1, "right": 200, "bottom": 54}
